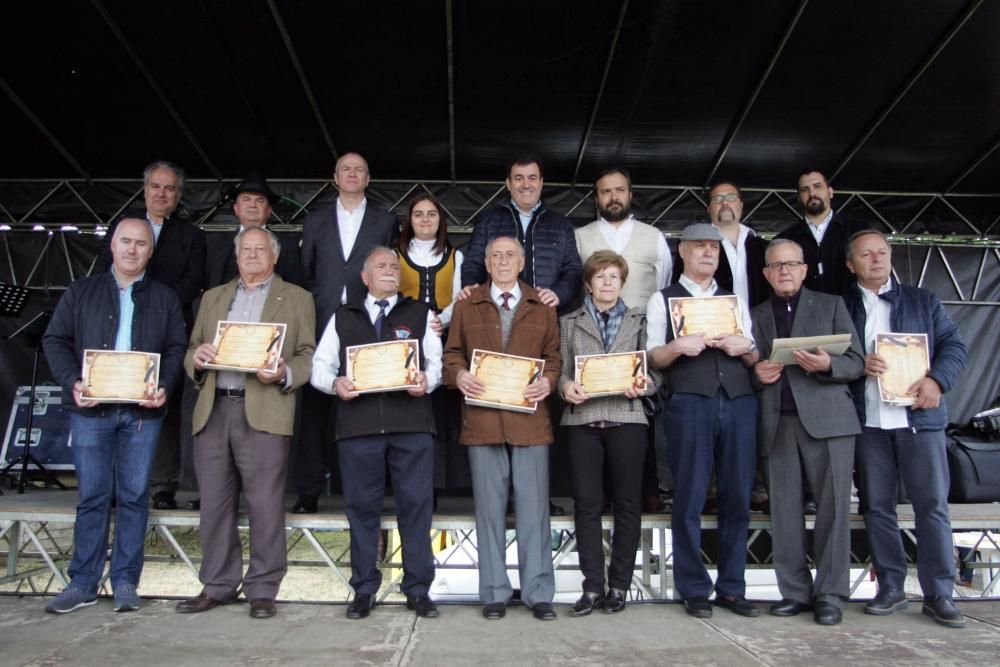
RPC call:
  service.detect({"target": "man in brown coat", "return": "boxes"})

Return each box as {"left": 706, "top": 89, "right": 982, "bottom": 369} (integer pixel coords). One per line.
{"left": 444, "top": 236, "right": 561, "bottom": 621}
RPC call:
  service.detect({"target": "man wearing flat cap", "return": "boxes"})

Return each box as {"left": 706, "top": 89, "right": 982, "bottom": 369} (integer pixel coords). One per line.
{"left": 205, "top": 173, "right": 303, "bottom": 289}
{"left": 646, "top": 223, "right": 761, "bottom": 620}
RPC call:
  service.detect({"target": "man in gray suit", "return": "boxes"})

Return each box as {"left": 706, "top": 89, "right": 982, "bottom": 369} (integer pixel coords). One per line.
{"left": 751, "top": 239, "right": 864, "bottom": 626}
{"left": 293, "top": 153, "right": 400, "bottom": 513}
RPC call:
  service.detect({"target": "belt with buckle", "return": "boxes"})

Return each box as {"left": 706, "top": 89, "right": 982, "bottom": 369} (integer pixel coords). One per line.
{"left": 216, "top": 387, "right": 246, "bottom": 398}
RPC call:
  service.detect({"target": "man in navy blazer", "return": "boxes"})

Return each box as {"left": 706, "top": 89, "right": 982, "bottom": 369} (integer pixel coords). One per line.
{"left": 293, "top": 152, "right": 400, "bottom": 513}
{"left": 751, "top": 238, "right": 864, "bottom": 626}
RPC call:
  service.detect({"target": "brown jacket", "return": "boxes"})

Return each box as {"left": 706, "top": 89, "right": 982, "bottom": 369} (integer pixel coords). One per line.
{"left": 444, "top": 281, "right": 561, "bottom": 446}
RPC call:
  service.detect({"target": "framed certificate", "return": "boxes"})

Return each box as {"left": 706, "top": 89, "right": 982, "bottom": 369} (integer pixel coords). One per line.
{"left": 204, "top": 321, "right": 286, "bottom": 373}
{"left": 574, "top": 351, "right": 647, "bottom": 398}
{"left": 81, "top": 350, "right": 160, "bottom": 403}
{"left": 466, "top": 349, "right": 544, "bottom": 414}
{"left": 875, "top": 332, "right": 930, "bottom": 406}
{"left": 769, "top": 334, "right": 853, "bottom": 365}
{"left": 345, "top": 339, "right": 420, "bottom": 394}
{"left": 667, "top": 295, "right": 744, "bottom": 338}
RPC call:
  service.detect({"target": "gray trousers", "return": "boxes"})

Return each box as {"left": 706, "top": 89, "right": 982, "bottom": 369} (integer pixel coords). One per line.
{"left": 194, "top": 396, "right": 290, "bottom": 601}
{"left": 766, "top": 417, "right": 854, "bottom": 606}
{"left": 468, "top": 444, "right": 554, "bottom": 607}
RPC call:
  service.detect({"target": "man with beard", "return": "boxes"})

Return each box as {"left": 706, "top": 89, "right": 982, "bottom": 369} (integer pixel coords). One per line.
{"left": 775, "top": 170, "right": 862, "bottom": 297}
{"left": 574, "top": 167, "right": 672, "bottom": 308}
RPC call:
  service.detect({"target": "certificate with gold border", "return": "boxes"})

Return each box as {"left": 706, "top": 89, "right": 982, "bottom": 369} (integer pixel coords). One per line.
{"left": 465, "top": 349, "right": 544, "bottom": 414}
{"left": 574, "top": 351, "right": 647, "bottom": 398}
{"left": 204, "top": 321, "right": 286, "bottom": 373}
{"left": 346, "top": 339, "right": 420, "bottom": 394}
{"left": 667, "top": 295, "right": 743, "bottom": 338}
{"left": 875, "top": 332, "right": 929, "bottom": 406}
{"left": 81, "top": 350, "right": 160, "bottom": 403}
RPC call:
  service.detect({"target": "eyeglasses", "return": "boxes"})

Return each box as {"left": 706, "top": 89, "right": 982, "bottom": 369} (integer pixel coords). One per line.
{"left": 709, "top": 193, "right": 740, "bottom": 204}
{"left": 765, "top": 260, "right": 805, "bottom": 271}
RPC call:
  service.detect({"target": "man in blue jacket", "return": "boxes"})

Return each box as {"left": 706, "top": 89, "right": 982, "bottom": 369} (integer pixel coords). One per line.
{"left": 844, "top": 230, "right": 968, "bottom": 628}
{"left": 459, "top": 155, "right": 581, "bottom": 314}
{"left": 41, "top": 217, "right": 187, "bottom": 614}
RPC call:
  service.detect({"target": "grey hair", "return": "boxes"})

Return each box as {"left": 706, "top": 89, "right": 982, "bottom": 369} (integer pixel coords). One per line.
{"left": 484, "top": 235, "right": 525, "bottom": 258}
{"left": 112, "top": 216, "right": 154, "bottom": 244}
{"left": 363, "top": 245, "right": 397, "bottom": 271}
{"left": 234, "top": 226, "right": 281, "bottom": 257}
{"left": 143, "top": 160, "right": 186, "bottom": 194}
{"left": 846, "top": 229, "right": 890, "bottom": 257}
{"left": 764, "top": 238, "right": 804, "bottom": 263}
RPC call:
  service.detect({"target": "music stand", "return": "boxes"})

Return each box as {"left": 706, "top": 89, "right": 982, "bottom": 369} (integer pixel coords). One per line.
{"left": 1, "top": 283, "right": 67, "bottom": 493}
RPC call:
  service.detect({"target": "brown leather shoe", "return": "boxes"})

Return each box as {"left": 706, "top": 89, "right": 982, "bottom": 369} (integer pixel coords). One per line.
{"left": 249, "top": 598, "right": 276, "bottom": 619}
{"left": 175, "top": 592, "right": 237, "bottom": 614}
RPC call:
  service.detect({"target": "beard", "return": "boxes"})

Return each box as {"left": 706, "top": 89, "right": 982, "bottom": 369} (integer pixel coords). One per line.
{"left": 598, "top": 202, "right": 630, "bottom": 223}
{"left": 805, "top": 197, "right": 827, "bottom": 215}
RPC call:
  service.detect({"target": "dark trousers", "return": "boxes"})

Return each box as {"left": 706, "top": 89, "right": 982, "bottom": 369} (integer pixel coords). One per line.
{"left": 856, "top": 426, "right": 955, "bottom": 599}
{"left": 194, "top": 397, "right": 290, "bottom": 600}
{"left": 568, "top": 423, "right": 647, "bottom": 593}
{"left": 294, "top": 384, "right": 334, "bottom": 497}
{"left": 338, "top": 432, "right": 435, "bottom": 597}
{"left": 666, "top": 391, "right": 756, "bottom": 599}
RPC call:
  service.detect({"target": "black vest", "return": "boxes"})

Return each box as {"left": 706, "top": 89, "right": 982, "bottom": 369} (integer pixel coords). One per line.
{"left": 334, "top": 296, "right": 436, "bottom": 439}
{"left": 659, "top": 283, "right": 754, "bottom": 399}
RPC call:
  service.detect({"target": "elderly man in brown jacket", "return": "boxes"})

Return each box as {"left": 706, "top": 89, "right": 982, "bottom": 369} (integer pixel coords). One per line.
{"left": 444, "top": 236, "right": 561, "bottom": 621}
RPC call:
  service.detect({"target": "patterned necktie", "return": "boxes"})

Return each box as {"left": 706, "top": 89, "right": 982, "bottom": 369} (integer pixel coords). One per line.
{"left": 501, "top": 292, "right": 513, "bottom": 311}
{"left": 374, "top": 299, "right": 389, "bottom": 337}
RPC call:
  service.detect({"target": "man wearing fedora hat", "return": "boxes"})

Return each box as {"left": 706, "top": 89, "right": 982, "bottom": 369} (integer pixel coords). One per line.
{"left": 205, "top": 173, "right": 303, "bottom": 290}
{"left": 645, "top": 223, "right": 761, "bottom": 620}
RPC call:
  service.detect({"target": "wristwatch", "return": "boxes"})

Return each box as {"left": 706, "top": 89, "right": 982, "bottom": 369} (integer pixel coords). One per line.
{"left": 746, "top": 342, "right": 757, "bottom": 355}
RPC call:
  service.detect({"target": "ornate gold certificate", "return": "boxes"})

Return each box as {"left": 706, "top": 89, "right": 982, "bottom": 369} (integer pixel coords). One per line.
{"left": 875, "top": 332, "right": 930, "bottom": 406}
{"left": 667, "top": 295, "right": 743, "bottom": 338}
{"left": 81, "top": 350, "right": 160, "bottom": 403}
{"left": 466, "top": 349, "right": 544, "bottom": 413}
{"left": 345, "top": 339, "right": 420, "bottom": 394}
{"left": 204, "top": 321, "right": 286, "bottom": 373}
{"left": 574, "top": 351, "right": 647, "bottom": 398}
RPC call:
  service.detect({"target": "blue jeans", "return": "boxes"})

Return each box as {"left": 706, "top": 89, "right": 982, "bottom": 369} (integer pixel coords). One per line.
{"left": 68, "top": 409, "right": 162, "bottom": 593}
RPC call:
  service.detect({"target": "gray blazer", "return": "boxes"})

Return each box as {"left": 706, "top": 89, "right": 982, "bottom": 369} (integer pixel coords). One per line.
{"left": 751, "top": 288, "right": 864, "bottom": 455}
{"left": 558, "top": 305, "right": 661, "bottom": 426}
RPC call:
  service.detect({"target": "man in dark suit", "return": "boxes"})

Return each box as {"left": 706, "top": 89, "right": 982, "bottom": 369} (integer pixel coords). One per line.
{"left": 97, "top": 160, "right": 207, "bottom": 511}
{"left": 775, "top": 169, "right": 862, "bottom": 297}
{"left": 292, "top": 152, "right": 400, "bottom": 513}
{"left": 751, "top": 238, "right": 865, "bottom": 625}
{"left": 204, "top": 173, "right": 303, "bottom": 289}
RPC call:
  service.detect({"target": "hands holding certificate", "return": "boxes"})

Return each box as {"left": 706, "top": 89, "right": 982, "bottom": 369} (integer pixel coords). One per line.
{"left": 334, "top": 370, "right": 428, "bottom": 400}
{"left": 193, "top": 342, "right": 288, "bottom": 385}
{"left": 863, "top": 351, "right": 940, "bottom": 409}
{"left": 454, "top": 368, "right": 550, "bottom": 403}
{"left": 755, "top": 347, "right": 831, "bottom": 384}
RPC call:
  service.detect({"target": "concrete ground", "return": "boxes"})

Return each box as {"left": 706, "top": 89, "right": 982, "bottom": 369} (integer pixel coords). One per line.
{"left": 1, "top": 596, "right": 998, "bottom": 666}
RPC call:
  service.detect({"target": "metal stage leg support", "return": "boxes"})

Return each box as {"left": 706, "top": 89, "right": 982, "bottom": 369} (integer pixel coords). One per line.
{"left": 20, "top": 522, "right": 68, "bottom": 586}
{"left": 4, "top": 520, "right": 20, "bottom": 577}
{"left": 297, "top": 527, "right": 353, "bottom": 591}
{"left": 154, "top": 525, "right": 199, "bottom": 578}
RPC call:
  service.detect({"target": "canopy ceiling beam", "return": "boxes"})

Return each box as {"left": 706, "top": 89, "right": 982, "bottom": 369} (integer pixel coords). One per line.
{"left": 702, "top": 0, "right": 809, "bottom": 188}
{"left": 446, "top": 0, "right": 457, "bottom": 182}
{"left": 266, "top": 0, "right": 338, "bottom": 163}
{"left": 612, "top": 7, "right": 670, "bottom": 162}
{"left": 91, "top": 0, "right": 221, "bottom": 179}
{"left": 571, "top": 0, "right": 630, "bottom": 186}
{"left": 829, "top": 0, "right": 983, "bottom": 182}
{"left": 945, "top": 131, "right": 1000, "bottom": 194}
{"left": 0, "top": 78, "right": 89, "bottom": 180}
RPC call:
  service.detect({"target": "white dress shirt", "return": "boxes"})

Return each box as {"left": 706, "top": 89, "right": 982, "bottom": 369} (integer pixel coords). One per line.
{"left": 596, "top": 215, "right": 672, "bottom": 292}
{"left": 311, "top": 293, "right": 443, "bottom": 394}
{"left": 645, "top": 274, "right": 754, "bottom": 349}
{"left": 807, "top": 209, "right": 834, "bottom": 245}
{"left": 715, "top": 222, "right": 752, "bottom": 309}
{"left": 860, "top": 277, "right": 909, "bottom": 429}
{"left": 405, "top": 238, "right": 464, "bottom": 326}
{"left": 337, "top": 196, "right": 367, "bottom": 303}
{"left": 490, "top": 282, "right": 522, "bottom": 310}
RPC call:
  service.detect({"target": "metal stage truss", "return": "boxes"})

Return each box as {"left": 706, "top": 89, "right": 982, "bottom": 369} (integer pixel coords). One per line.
{"left": 1, "top": 178, "right": 999, "bottom": 307}
{"left": 2, "top": 507, "right": 998, "bottom": 602}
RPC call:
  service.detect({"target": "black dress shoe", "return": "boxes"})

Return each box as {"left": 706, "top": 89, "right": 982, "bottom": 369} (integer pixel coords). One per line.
{"left": 602, "top": 588, "right": 627, "bottom": 614}
{"left": 714, "top": 595, "right": 761, "bottom": 617}
{"left": 152, "top": 491, "right": 177, "bottom": 510}
{"left": 549, "top": 501, "right": 566, "bottom": 517}
{"left": 531, "top": 602, "right": 557, "bottom": 620}
{"left": 683, "top": 596, "right": 713, "bottom": 618}
{"left": 569, "top": 591, "right": 603, "bottom": 617}
{"left": 249, "top": 598, "right": 276, "bottom": 619}
{"left": 922, "top": 596, "right": 966, "bottom": 628}
{"left": 864, "top": 588, "right": 908, "bottom": 615}
{"left": 406, "top": 595, "right": 440, "bottom": 618}
{"left": 813, "top": 601, "right": 842, "bottom": 625}
{"left": 769, "top": 599, "right": 812, "bottom": 616}
{"left": 175, "top": 591, "right": 237, "bottom": 613}
{"left": 291, "top": 495, "right": 318, "bottom": 514}
{"left": 482, "top": 602, "right": 506, "bottom": 620}
{"left": 185, "top": 498, "right": 200, "bottom": 511}
{"left": 346, "top": 593, "right": 375, "bottom": 619}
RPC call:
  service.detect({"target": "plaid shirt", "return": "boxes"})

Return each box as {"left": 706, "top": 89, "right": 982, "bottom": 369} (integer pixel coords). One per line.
{"left": 584, "top": 295, "right": 626, "bottom": 352}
